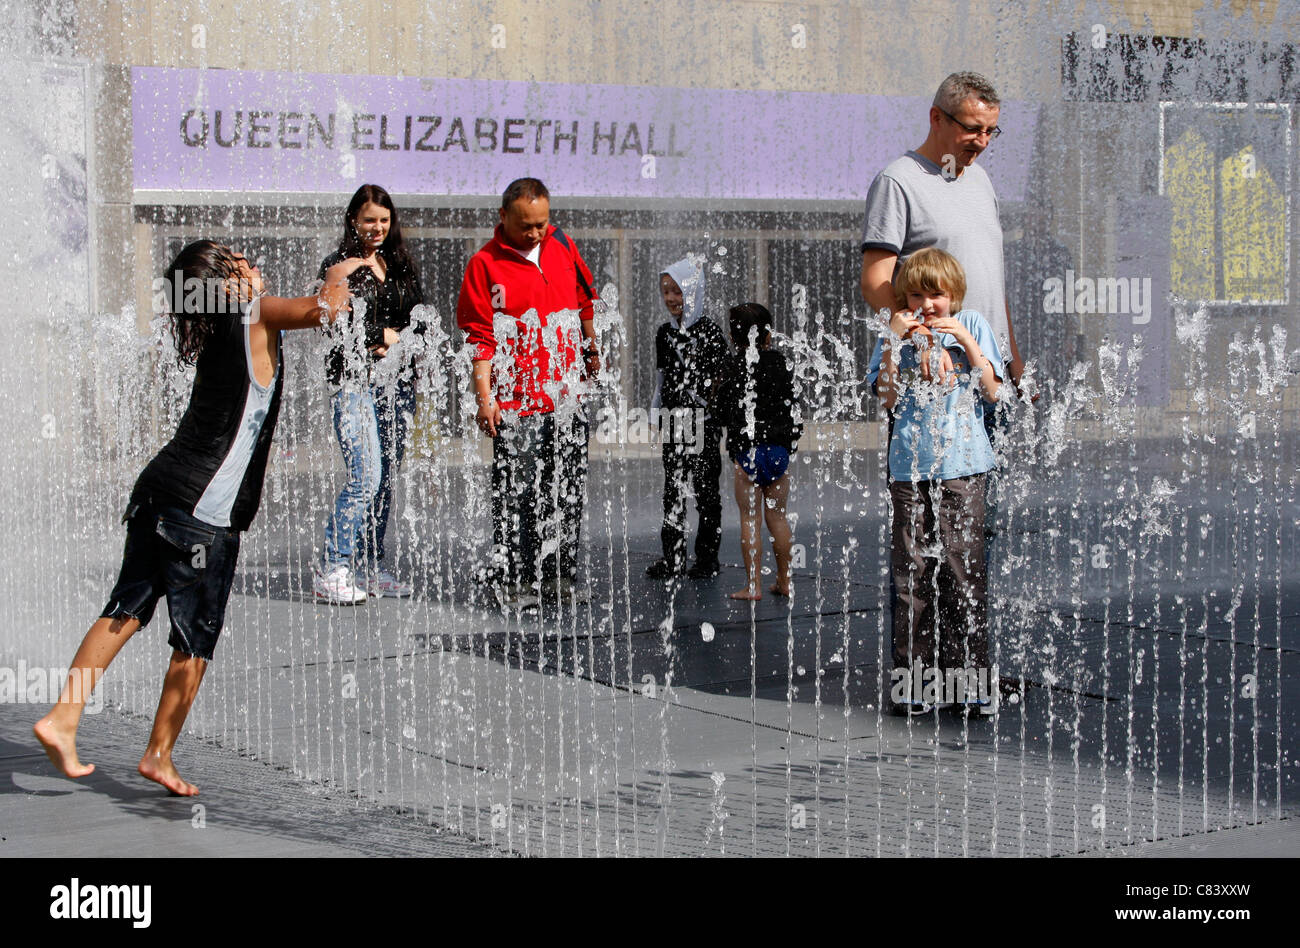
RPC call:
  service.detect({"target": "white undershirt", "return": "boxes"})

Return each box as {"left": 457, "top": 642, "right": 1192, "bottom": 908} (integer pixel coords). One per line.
{"left": 507, "top": 242, "right": 543, "bottom": 271}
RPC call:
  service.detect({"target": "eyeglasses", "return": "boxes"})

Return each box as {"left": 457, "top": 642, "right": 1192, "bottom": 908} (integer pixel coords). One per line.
{"left": 938, "top": 107, "right": 1001, "bottom": 140}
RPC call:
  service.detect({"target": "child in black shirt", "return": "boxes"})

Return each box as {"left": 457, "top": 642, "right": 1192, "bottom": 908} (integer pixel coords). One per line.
{"left": 721, "top": 303, "right": 801, "bottom": 600}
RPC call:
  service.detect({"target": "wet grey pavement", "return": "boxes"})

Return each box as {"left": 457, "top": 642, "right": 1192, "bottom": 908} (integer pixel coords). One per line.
{"left": 0, "top": 706, "right": 500, "bottom": 857}
{"left": 2, "top": 444, "right": 1296, "bottom": 857}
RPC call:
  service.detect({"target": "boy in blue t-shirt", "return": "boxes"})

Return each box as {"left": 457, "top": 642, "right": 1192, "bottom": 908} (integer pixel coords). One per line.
{"left": 867, "top": 247, "right": 1004, "bottom": 715}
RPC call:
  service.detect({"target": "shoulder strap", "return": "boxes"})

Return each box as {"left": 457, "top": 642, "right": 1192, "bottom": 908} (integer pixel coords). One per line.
{"left": 551, "top": 228, "right": 596, "bottom": 302}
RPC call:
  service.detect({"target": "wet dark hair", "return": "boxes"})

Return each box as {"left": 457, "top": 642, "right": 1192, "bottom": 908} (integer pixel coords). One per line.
{"left": 729, "top": 302, "right": 773, "bottom": 350}
{"left": 164, "top": 240, "right": 240, "bottom": 366}
{"left": 338, "top": 183, "right": 417, "bottom": 279}
{"left": 501, "top": 177, "right": 550, "bottom": 210}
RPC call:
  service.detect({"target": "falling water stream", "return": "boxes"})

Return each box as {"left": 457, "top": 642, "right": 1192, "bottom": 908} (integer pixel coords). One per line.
{"left": 1, "top": 1, "right": 1297, "bottom": 857}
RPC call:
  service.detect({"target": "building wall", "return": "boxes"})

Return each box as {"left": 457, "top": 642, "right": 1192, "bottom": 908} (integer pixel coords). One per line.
{"left": 74, "top": 0, "right": 1286, "bottom": 87}
{"left": 13, "top": 0, "right": 1293, "bottom": 417}
{"left": 66, "top": 0, "right": 1250, "bottom": 309}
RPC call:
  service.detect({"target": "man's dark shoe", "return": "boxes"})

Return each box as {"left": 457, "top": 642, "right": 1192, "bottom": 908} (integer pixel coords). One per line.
{"left": 998, "top": 675, "right": 1027, "bottom": 707}
{"left": 955, "top": 693, "right": 998, "bottom": 717}
{"left": 538, "top": 576, "right": 592, "bottom": 604}
{"left": 646, "top": 558, "right": 685, "bottom": 579}
{"left": 889, "top": 699, "right": 935, "bottom": 717}
{"left": 494, "top": 582, "right": 540, "bottom": 611}
{"left": 686, "top": 560, "right": 720, "bottom": 579}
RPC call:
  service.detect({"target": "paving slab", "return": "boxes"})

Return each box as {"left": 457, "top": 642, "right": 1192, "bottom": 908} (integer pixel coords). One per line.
{"left": 0, "top": 706, "right": 500, "bottom": 858}
{"left": 3, "top": 451, "right": 1295, "bottom": 857}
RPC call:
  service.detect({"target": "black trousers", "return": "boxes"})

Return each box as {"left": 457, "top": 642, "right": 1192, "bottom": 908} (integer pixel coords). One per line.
{"left": 889, "top": 474, "right": 989, "bottom": 673}
{"left": 491, "top": 410, "right": 588, "bottom": 587}
{"left": 660, "top": 421, "right": 722, "bottom": 566}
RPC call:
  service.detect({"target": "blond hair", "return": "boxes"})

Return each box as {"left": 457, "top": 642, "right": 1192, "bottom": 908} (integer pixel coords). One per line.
{"left": 894, "top": 247, "right": 967, "bottom": 310}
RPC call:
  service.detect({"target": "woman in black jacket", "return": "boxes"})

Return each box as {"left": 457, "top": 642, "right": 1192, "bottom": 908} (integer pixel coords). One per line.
{"left": 313, "top": 184, "right": 425, "bottom": 604}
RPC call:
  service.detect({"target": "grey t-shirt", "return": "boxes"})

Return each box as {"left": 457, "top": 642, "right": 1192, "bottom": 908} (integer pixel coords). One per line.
{"left": 860, "top": 150, "right": 1009, "bottom": 345}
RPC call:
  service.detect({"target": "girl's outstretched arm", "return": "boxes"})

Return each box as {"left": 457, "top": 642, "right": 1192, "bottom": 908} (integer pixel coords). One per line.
{"left": 256, "top": 262, "right": 352, "bottom": 331}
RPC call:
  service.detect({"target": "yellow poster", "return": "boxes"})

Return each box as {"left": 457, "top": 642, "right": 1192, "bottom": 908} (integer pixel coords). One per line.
{"left": 1220, "top": 145, "right": 1286, "bottom": 302}
{"left": 1165, "top": 128, "right": 1216, "bottom": 301}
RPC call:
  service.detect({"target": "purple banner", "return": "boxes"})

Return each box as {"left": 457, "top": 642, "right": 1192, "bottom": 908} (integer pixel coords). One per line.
{"left": 132, "top": 67, "right": 1037, "bottom": 202}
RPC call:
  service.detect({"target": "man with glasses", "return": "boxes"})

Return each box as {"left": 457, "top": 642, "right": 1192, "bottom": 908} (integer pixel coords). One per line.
{"left": 860, "top": 73, "right": 1026, "bottom": 712}
{"left": 859, "top": 72, "right": 1025, "bottom": 389}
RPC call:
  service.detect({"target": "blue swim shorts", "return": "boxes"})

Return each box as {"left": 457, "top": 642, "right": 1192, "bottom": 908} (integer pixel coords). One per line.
{"left": 735, "top": 444, "right": 790, "bottom": 487}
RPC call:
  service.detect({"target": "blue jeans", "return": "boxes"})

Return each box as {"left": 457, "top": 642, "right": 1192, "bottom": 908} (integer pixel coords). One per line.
{"left": 323, "top": 375, "right": 414, "bottom": 571}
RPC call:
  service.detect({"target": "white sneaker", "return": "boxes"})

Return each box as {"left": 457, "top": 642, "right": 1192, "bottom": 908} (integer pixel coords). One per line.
{"left": 314, "top": 565, "right": 368, "bottom": 605}
{"left": 365, "top": 568, "right": 413, "bottom": 599}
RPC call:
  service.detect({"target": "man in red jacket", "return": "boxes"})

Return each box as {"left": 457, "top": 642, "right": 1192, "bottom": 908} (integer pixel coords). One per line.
{"left": 456, "top": 178, "right": 600, "bottom": 607}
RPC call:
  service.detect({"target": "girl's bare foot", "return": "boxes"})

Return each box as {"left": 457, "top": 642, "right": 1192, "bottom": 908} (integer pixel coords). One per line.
{"left": 728, "top": 587, "right": 761, "bottom": 601}
{"left": 770, "top": 582, "right": 791, "bottom": 598}
{"left": 33, "top": 716, "right": 95, "bottom": 778}
{"left": 138, "top": 752, "right": 199, "bottom": 796}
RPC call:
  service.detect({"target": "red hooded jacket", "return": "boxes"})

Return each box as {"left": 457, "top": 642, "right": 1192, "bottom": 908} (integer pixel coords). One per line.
{"left": 456, "top": 223, "right": 597, "bottom": 415}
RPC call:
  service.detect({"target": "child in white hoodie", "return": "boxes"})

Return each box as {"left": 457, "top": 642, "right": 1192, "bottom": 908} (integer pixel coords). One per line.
{"left": 646, "top": 255, "right": 730, "bottom": 580}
